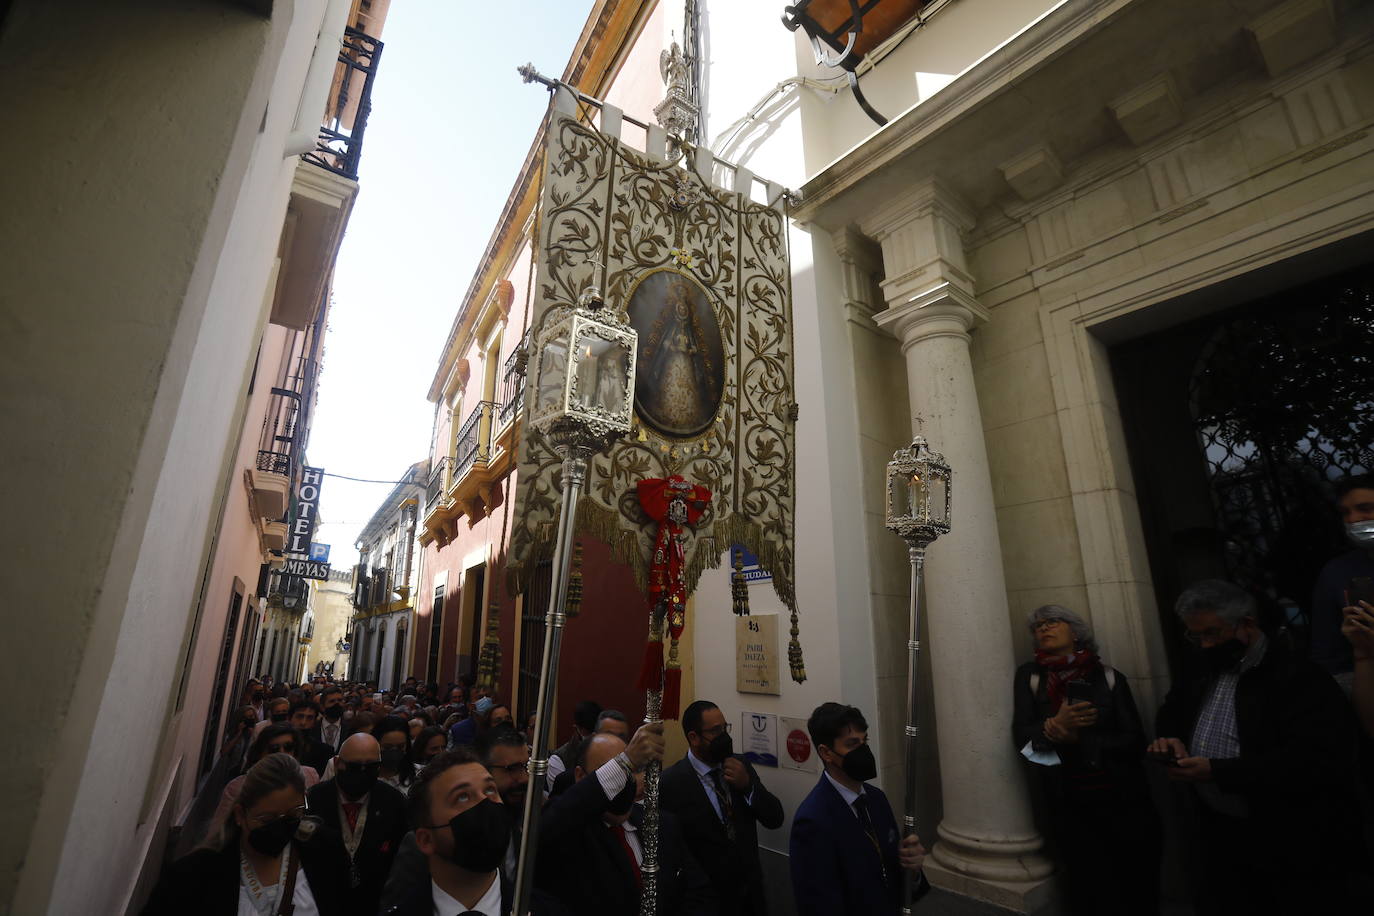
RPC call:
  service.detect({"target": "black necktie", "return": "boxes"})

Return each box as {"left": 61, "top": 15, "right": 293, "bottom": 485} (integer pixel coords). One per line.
{"left": 708, "top": 769, "right": 737, "bottom": 843}
{"left": 853, "top": 794, "right": 887, "bottom": 885}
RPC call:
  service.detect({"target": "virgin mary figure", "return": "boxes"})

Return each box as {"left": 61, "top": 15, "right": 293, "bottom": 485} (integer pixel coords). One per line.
{"left": 630, "top": 271, "right": 725, "bottom": 438}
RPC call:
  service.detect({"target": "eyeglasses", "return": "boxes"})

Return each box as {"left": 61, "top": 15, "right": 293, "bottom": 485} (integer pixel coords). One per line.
{"left": 340, "top": 760, "right": 381, "bottom": 773}
{"left": 491, "top": 761, "right": 528, "bottom": 776}
{"left": 1183, "top": 625, "right": 1234, "bottom": 645}
{"left": 701, "top": 723, "right": 732, "bottom": 738}
{"left": 247, "top": 804, "right": 307, "bottom": 828}
{"left": 1033, "top": 619, "right": 1065, "bottom": 631}
{"left": 267, "top": 743, "right": 296, "bottom": 754}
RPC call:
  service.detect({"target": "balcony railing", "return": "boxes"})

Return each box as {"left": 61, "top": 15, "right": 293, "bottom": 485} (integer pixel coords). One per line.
{"left": 498, "top": 339, "right": 528, "bottom": 427}
{"left": 454, "top": 402, "right": 496, "bottom": 478}
{"left": 425, "top": 456, "right": 452, "bottom": 516}
{"left": 301, "top": 28, "right": 384, "bottom": 181}
{"left": 256, "top": 450, "right": 292, "bottom": 476}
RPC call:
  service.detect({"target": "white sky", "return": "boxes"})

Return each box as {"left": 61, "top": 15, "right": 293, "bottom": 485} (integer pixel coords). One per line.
{"left": 310, "top": 0, "right": 596, "bottom": 570}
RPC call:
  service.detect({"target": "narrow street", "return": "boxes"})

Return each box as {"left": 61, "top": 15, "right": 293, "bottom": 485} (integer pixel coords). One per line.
{"left": 5, "top": 1, "right": 1374, "bottom": 914}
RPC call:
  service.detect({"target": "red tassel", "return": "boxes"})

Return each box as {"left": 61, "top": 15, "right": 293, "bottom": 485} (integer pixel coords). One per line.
{"left": 661, "top": 667, "right": 682, "bottom": 720}
{"left": 637, "top": 640, "right": 664, "bottom": 691}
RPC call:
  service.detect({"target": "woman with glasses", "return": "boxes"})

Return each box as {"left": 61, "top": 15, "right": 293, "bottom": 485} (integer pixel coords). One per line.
{"left": 373, "top": 715, "right": 417, "bottom": 795}
{"left": 144, "top": 753, "right": 347, "bottom": 915}
{"left": 213, "top": 725, "right": 322, "bottom": 832}
{"left": 1011, "top": 605, "right": 1160, "bottom": 916}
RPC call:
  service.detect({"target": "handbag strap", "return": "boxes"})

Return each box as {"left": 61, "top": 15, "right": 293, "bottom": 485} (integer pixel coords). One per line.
{"left": 276, "top": 845, "right": 300, "bottom": 916}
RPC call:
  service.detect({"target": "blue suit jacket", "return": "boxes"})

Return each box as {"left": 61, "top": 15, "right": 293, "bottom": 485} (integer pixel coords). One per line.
{"left": 789, "top": 775, "right": 926, "bottom": 916}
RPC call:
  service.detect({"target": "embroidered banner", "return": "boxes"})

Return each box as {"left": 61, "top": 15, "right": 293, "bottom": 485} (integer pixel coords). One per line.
{"left": 509, "top": 110, "right": 800, "bottom": 640}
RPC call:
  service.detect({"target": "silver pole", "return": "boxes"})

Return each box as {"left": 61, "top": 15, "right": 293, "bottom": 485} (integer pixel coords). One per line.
{"left": 511, "top": 433, "right": 592, "bottom": 916}
{"left": 901, "top": 542, "right": 926, "bottom": 916}
{"left": 638, "top": 606, "right": 668, "bottom": 916}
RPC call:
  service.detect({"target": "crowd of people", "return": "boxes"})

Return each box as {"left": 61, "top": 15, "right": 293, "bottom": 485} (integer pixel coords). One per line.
{"left": 144, "top": 476, "right": 1374, "bottom": 915}
{"left": 147, "top": 671, "right": 924, "bottom": 916}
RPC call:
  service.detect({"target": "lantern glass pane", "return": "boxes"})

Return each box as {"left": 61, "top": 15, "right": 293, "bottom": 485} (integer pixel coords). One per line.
{"left": 928, "top": 475, "right": 948, "bottom": 525}
{"left": 889, "top": 472, "right": 908, "bottom": 521}
{"left": 573, "top": 332, "right": 631, "bottom": 415}
{"left": 907, "top": 472, "right": 929, "bottom": 521}
{"left": 536, "top": 336, "right": 569, "bottom": 413}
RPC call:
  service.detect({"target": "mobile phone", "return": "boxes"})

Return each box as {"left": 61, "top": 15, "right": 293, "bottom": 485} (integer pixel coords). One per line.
{"left": 1065, "top": 681, "right": 1094, "bottom": 707}
{"left": 1347, "top": 577, "right": 1374, "bottom": 608}
{"left": 1148, "top": 752, "right": 1181, "bottom": 767}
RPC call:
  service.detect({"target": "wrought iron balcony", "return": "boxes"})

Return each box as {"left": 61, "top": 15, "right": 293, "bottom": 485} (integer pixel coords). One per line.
{"left": 498, "top": 338, "right": 529, "bottom": 427}
{"left": 453, "top": 401, "right": 496, "bottom": 478}
{"left": 301, "top": 28, "right": 383, "bottom": 181}
{"left": 256, "top": 449, "right": 292, "bottom": 476}
{"left": 425, "top": 456, "right": 452, "bottom": 516}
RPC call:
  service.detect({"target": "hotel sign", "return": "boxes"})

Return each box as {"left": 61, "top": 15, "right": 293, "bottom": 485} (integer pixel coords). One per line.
{"left": 287, "top": 466, "right": 324, "bottom": 555}
{"left": 281, "top": 559, "right": 331, "bottom": 580}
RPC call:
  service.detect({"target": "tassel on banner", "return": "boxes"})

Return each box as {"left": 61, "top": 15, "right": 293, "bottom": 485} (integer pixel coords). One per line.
{"left": 637, "top": 637, "right": 665, "bottom": 691}
{"left": 731, "top": 547, "right": 750, "bottom": 617}
{"left": 788, "top": 605, "right": 808, "bottom": 683}
{"left": 662, "top": 637, "right": 683, "bottom": 721}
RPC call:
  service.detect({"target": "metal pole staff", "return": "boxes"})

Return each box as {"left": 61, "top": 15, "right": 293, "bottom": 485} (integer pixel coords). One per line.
{"left": 511, "top": 431, "right": 593, "bottom": 916}
{"left": 900, "top": 542, "right": 927, "bottom": 916}
{"left": 638, "top": 606, "right": 668, "bottom": 916}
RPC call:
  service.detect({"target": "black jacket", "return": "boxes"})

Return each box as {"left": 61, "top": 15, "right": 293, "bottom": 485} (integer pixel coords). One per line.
{"left": 142, "top": 836, "right": 349, "bottom": 916}
{"left": 306, "top": 778, "right": 409, "bottom": 916}
{"left": 659, "top": 754, "right": 783, "bottom": 915}
{"left": 1011, "top": 661, "right": 1151, "bottom": 802}
{"left": 535, "top": 771, "right": 716, "bottom": 916}
{"left": 300, "top": 732, "right": 335, "bottom": 777}
{"left": 1155, "top": 637, "right": 1364, "bottom": 875}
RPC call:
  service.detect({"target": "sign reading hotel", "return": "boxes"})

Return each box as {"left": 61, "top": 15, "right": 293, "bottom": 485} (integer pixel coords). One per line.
{"left": 287, "top": 466, "right": 324, "bottom": 555}
{"left": 736, "top": 614, "right": 780, "bottom": 695}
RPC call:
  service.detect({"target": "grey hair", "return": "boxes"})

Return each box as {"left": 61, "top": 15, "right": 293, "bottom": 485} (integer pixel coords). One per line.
{"left": 1174, "top": 579, "right": 1256, "bottom": 626}
{"left": 1027, "top": 605, "right": 1098, "bottom": 653}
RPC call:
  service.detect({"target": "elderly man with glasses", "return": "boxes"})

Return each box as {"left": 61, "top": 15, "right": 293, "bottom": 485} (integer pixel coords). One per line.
{"left": 1151, "top": 579, "right": 1365, "bottom": 913}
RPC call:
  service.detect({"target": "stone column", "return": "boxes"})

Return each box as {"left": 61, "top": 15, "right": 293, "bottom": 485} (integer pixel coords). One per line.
{"left": 867, "top": 181, "right": 1054, "bottom": 910}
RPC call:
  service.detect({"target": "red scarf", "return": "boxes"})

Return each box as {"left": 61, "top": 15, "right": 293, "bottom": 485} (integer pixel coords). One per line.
{"left": 1034, "top": 648, "right": 1100, "bottom": 711}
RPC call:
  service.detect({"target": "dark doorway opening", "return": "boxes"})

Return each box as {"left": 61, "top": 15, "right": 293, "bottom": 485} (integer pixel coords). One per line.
{"left": 1112, "top": 262, "right": 1374, "bottom": 676}
{"left": 518, "top": 562, "right": 553, "bottom": 731}
{"left": 427, "top": 585, "right": 444, "bottom": 684}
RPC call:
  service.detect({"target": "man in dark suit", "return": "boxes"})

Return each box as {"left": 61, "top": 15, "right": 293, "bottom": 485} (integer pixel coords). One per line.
{"left": 306, "top": 733, "right": 408, "bottom": 916}
{"left": 660, "top": 699, "right": 784, "bottom": 915}
{"left": 535, "top": 724, "right": 716, "bottom": 916}
{"left": 790, "top": 702, "right": 928, "bottom": 916}
{"left": 290, "top": 698, "right": 333, "bottom": 776}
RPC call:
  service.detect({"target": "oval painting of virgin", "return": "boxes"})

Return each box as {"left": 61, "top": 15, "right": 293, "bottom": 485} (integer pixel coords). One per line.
{"left": 626, "top": 268, "right": 725, "bottom": 439}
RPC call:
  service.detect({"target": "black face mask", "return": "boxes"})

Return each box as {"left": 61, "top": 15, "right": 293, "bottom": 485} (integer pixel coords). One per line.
{"left": 270, "top": 712, "right": 288, "bottom": 723}
{"left": 606, "top": 775, "right": 636, "bottom": 816}
{"left": 833, "top": 743, "right": 877, "bottom": 783}
{"left": 336, "top": 764, "right": 380, "bottom": 800}
{"left": 380, "top": 748, "right": 406, "bottom": 771}
{"left": 1201, "top": 638, "right": 1247, "bottom": 673}
{"left": 439, "top": 799, "right": 511, "bottom": 872}
{"left": 706, "top": 731, "right": 733, "bottom": 764}
{"left": 323, "top": 704, "right": 344, "bottom": 721}
{"left": 246, "top": 816, "right": 300, "bottom": 857}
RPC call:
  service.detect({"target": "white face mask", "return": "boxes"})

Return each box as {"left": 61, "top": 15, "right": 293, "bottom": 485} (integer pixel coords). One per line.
{"left": 1348, "top": 520, "right": 1374, "bottom": 546}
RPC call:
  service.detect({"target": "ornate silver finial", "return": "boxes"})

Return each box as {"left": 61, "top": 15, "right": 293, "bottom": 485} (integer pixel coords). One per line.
{"left": 654, "top": 41, "right": 699, "bottom": 139}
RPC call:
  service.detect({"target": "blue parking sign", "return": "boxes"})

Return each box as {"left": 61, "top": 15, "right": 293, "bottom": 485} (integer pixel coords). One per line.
{"left": 309, "top": 543, "right": 330, "bottom": 562}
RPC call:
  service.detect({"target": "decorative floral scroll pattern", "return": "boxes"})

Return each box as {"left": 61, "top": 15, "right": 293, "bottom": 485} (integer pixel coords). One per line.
{"left": 509, "top": 113, "right": 798, "bottom": 617}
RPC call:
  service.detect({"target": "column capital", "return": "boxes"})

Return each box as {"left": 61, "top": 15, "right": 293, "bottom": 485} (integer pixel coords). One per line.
{"left": 874, "top": 281, "right": 989, "bottom": 350}
{"left": 832, "top": 226, "right": 883, "bottom": 325}
{"left": 857, "top": 176, "right": 976, "bottom": 242}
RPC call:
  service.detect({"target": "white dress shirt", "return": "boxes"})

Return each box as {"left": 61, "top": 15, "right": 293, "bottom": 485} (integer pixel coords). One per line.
{"left": 237, "top": 866, "right": 319, "bottom": 916}
{"left": 430, "top": 874, "right": 501, "bottom": 916}
{"left": 686, "top": 749, "right": 755, "bottom": 822}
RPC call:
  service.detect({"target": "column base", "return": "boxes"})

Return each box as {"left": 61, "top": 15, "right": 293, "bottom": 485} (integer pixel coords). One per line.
{"left": 924, "top": 859, "right": 1058, "bottom": 914}
{"left": 925, "top": 821, "right": 1057, "bottom": 913}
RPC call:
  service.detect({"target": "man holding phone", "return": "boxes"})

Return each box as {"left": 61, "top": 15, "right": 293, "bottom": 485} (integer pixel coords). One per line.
{"left": 1152, "top": 580, "right": 1364, "bottom": 912}
{"left": 1310, "top": 475, "right": 1374, "bottom": 689}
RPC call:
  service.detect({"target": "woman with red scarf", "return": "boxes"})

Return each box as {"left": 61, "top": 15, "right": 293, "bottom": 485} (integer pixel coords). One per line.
{"left": 1012, "top": 605, "right": 1160, "bottom": 915}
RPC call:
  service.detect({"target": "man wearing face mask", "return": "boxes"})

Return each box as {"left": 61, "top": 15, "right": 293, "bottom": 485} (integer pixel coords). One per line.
{"left": 535, "top": 726, "right": 715, "bottom": 915}
{"left": 1310, "top": 475, "right": 1374, "bottom": 690}
{"left": 320, "top": 684, "right": 347, "bottom": 752}
{"left": 790, "top": 702, "right": 927, "bottom": 916}
{"left": 660, "top": 700, "right": 783, "bottom": 916}
{"left": 307, "top": 733, "right": 409, "bottom": 916}
{"left": 1151, "top": 579, "right": 1364, "bottom": 912}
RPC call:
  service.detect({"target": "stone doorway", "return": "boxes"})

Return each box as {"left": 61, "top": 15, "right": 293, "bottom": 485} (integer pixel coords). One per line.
{"left": 1111, "top": 262, "right": 1374, "bottom": 676}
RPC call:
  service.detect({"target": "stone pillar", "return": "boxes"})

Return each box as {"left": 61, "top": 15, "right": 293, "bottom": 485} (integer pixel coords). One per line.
{"left": 867, "top": 181, "right": 1054, "bottom": 910}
